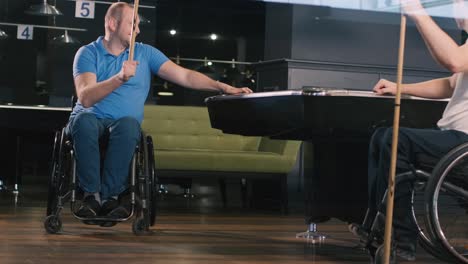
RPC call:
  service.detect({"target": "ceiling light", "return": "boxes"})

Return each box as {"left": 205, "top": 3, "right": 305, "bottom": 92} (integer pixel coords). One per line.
{"left": 25, "top": 0, "right": 63, "bottom": 16}
{"left": 0, "top": 29, "right": 8, "bottom": 40}
{"left": 50, "top": 30, "right": 80, "bottom": 45}
{"left": 158, "top": 92, "right": 174, "bottom": 96}
{"left": 139, "top": 13, "right": 151, "bottom": 25}
{"left": 210, "top": 33, "right": 217, "bottom": 40}
{"left": 169, "top": 29, "right": 177, "bottom": 36}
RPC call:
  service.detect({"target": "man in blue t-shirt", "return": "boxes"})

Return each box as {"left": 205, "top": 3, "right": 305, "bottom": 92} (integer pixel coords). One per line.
{"left": 68, "top": 2, "right": 252, "bottom": 225}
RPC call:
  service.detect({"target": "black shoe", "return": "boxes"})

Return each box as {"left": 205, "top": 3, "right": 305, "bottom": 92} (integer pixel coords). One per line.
{"left": 349, "top": 222, "right": 386, "bottom": 252}
{"left": 100, "top": 198, "right": 119, "bottom": 216}
{"left": 76, "top": 195, "right": 101, "bottom": 224}
{"left": 99, "top": 205, "right": 130, "bottom": 227}
{"left": 99, "top": 198, "right": 119, "bottom": 227}
{"left": 349, "top": 223, "right": 369, "bottom": 240}
{"left": 99, "top": 198, "right": 131, "bottom": 227}
{"left": 112, "top": 191, "right": 132, "bottom": 219}
{"left": 395, "top": 246, "right": 416, "bottom": 262}
{"left": 395, "top": 236, "right": 417, "bottom": 262}
{"left": 108, "top": 205, "right": 130, "bottom": 219}
{"left": 349, "top": 223, "right": 372, "bottom": 247}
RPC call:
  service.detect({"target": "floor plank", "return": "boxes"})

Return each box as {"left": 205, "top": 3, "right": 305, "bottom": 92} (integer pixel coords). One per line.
{"left": 0, "top": 192, "right": 448, "bottom": 264}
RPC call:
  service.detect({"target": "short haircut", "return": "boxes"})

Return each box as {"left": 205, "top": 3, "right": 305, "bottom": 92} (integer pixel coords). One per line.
{"left": 105, "top": 2, "right": 131, "bottom": 25}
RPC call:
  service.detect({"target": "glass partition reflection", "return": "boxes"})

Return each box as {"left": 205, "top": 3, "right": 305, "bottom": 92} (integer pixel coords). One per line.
{"left": 0, "top": 0, "right": 466, "bottom": 107}
{"left": 258, "top": 0, "right": 463, "bottom": 19}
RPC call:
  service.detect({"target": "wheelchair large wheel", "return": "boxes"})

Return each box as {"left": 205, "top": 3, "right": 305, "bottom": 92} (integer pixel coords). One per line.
{"left": 146, "top": 135, "right": 158, "bottom": 227}
{"left": 425, "top": 142, "right": 468, "bottom": 264}
{"left": 133, "top": 132, "right": 157, "bottom": 235}
{"left": 371, "top": 171, "right": 447, "bottom": 261}
{"left": 46, "top": 130, "right": 61, "bottom": 216}
{"left": 409, "top": 175, "right": 451, "bottom": 262}
{"left": 46, "top": 129, "right": 69, "bottom": 217}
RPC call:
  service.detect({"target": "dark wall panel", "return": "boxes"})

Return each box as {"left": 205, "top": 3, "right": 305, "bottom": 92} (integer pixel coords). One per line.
{"left": 262, "top": 3, "right": 456, "bottom": 92}
{"left": 265, "top": 3, "right": 459, "bottom": 72}
{"left": 264, "top": 3, "right": 293, "bottom": 60}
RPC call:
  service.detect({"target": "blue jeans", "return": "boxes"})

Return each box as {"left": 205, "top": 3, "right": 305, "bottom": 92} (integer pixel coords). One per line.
{"left": 367, "top": 127, "right": 468, "bottom": 247}
{"left": 66, "top": 112, "right": 140, "bottom": 200}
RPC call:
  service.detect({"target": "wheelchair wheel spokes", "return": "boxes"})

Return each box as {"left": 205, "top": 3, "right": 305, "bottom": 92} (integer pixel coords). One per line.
{"left": 45, "top": 129, "right": 73, "bottom": 234}
{"left": 411, "top": 182, "right": 449, "bottom": 262}
{"left": 433, "top": 178, "right": 468, "bottom": 263}
{"left": 146, "top": 135, "right": 157, "bottom": 227}
{"left": 46, "top": 164, "right": 59, "bottom": 216}
{"left": 133, "top": 133, "right": 153, "bottom": 235}
{"left": 45, "top": 128, "right": 74, "bottom": 231}
{"left": 426, "top": 144, "right": 468, "bottom": 264}
{"left": 46, "top": 130, "right": 64, "bottom": 216}
{"left": 439, "top": 178, "right": 468, "bottom": 201}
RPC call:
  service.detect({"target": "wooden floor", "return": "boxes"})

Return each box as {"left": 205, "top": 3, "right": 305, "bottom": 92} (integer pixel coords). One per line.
{"left": 0, "top": 190, "right": 449, "bottom": 264}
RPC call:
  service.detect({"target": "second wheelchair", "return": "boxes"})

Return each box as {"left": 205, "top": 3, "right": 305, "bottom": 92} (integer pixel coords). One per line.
{"left": 355, "top": 142, "right": 468, "bottom": 263}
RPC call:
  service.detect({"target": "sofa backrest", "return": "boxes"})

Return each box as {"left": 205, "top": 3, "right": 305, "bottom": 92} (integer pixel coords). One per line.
{"left": 142, "top": 105, "right": 260, "bottom": 151}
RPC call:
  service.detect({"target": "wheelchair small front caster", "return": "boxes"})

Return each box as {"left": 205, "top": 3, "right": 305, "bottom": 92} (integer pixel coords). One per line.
{"left": 373, "top": 244, "right": 396, "bottom": 264}
{"left": 44, "top": 215, "right": 62, "bottom": 234}
{"left": 132, "top": 217, "right": 150, "bottom": 236}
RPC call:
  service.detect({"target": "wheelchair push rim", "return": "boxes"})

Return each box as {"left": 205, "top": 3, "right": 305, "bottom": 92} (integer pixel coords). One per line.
{"left": 426, "top": 143, "right": 468, "bottom": 264}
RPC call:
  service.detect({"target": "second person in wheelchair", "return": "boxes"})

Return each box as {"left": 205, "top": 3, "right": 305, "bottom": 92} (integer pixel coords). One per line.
{"left": 68, "top": 2, "right": 252, "bottom": 225}
{"left": 350, "top": 0, "right": 468, "bottom": 261}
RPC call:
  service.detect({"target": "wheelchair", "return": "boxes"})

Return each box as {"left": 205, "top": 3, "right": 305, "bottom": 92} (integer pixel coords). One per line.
{"left": 43, "top": 127, "right": 158, "bottom": 235}
{"left": 361, "top": 142, "right": 468, "bottom": 263}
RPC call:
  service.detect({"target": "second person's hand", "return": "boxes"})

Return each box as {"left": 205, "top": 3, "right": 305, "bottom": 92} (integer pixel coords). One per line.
{"left": 400, "top": 0, "right": 425, "bottom": 17}
{"left": 373, "top": 79, "right": 397, "bottom": 95}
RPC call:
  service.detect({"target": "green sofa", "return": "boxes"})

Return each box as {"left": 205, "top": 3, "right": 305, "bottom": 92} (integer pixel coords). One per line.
{"left": 141, "top": 104, "right": 300, "bottom": 212}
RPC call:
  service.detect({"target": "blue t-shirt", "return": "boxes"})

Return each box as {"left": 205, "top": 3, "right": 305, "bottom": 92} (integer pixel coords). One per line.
{"left": 71, "top": 36, "right": 169, "bottom": 123}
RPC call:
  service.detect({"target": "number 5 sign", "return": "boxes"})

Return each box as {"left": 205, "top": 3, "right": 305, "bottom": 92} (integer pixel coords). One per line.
{"left": 17, "top": 25, "right": 33, "bottom": 40}
{"left": 75, "top": 0, "right": 95, "bottom": 19}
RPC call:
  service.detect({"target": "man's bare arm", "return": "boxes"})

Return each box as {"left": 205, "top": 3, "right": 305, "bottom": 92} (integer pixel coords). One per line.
{"left": 157, "top": 60, "right": 252, "bottom": 94}
{"left": 403, "top": 0, "right": 468, "bottom": 72}
{"left": 75, "top": 60, "right": 138, "bottom": 108}
{"left": 74, "top": 72, "right": 124, "bottom": 108}
{"left": 373, "top": 75, "right": 456, "bottom": 99}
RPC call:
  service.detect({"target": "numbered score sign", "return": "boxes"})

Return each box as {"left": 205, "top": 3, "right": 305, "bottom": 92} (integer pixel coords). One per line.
{"left": 76, "top": 0, "right": 95, "bottom": 19}
{"left": 17, "top": 25, "right": 34, "bottom": 40}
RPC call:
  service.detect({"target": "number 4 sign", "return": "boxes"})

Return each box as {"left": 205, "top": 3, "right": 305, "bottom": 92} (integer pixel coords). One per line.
{"left": 17, "top": 25, "right": 33, "bottom": 40}
{"left": 76, "top": 0, "right": 95, "bottom": 19}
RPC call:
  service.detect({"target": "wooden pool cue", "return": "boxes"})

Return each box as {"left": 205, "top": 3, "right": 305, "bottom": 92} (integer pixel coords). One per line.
{"left": 382, "top": 14, "right": 407, "bottom": 264}
{"left": 128, "top": 0, "right": 140, "bottom": 61}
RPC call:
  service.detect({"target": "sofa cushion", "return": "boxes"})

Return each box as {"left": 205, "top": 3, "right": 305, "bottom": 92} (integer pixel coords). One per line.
{"left": 143, "top": 105, "right": 260, "bottom": 151}
{"left": 142, "top": 104, "right": 300, "bottom": 175}
{"left": 155, "top": 149, "right": 296, "bottom": 173}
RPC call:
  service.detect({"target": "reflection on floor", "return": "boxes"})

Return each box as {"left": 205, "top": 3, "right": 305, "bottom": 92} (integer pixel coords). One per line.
{"left": 0, "top": 181, "right": 447, "bottom": 264}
